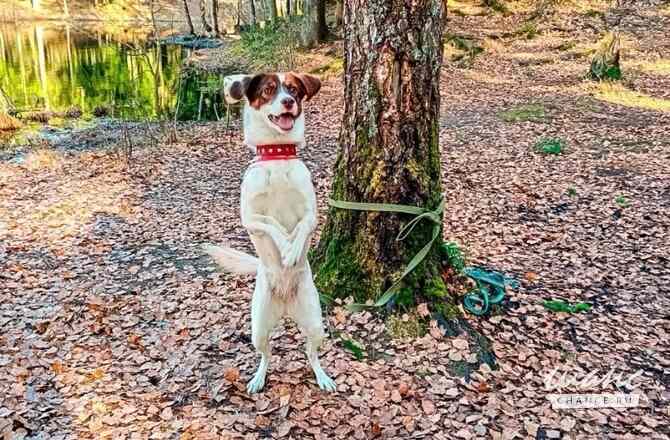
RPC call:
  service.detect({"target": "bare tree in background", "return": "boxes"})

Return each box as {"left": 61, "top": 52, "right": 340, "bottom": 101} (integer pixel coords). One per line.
{"left": 200, "top": 0, "right": 213, "bottom": 33}
{"left": 300, "top": 0, "right": 326, "bottom": 48}
{"left": 335, "top": 0, "right": 343, "bottom": 28}
{"left": 265, "top": 0, "right": 278, "bottom": 21}
{"left": 317, "top": 0, "right": 326, "bottom": 37}
{"left": 182, "top": 0, "right": 195, "bottom": 34}
{"left": 212, "top": 0, "right": 221, "bottom": 35}
{"left": 249, "top": 0, "right": 257, "bottom": 25}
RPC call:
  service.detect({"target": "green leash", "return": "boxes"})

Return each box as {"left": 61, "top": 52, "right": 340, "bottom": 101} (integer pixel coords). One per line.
{"left": 328, "top": 198, "right": 518, "bottom": 316}
{"left": 461, "top": 267, "right": 519, "bottom": 316}
{"left": 328, "top": 197, "right": 445, "bottom": 311}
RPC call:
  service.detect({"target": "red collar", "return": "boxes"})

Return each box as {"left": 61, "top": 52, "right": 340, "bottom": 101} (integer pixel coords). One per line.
{"left": 256, "top": 144, "right": 298, "bottom": 161}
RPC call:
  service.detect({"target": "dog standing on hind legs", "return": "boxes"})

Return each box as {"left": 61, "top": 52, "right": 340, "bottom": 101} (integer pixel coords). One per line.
{"left": 204, "top": 72, "right": 337, "bottom": 393}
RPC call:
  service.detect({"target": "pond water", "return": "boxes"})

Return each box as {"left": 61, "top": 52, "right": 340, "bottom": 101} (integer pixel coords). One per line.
{"left": 0, "top": 22, "right": 232, "bottom": 146}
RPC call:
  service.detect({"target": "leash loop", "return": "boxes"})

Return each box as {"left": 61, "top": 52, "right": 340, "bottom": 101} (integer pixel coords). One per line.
{"left": 461, "top": 267, "right": 519, "bottom": 315}
{"left": 327, "top": 197, "right": 444, "bottom": 311}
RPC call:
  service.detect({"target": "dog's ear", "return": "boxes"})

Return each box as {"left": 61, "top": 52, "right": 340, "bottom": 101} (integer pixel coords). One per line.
{"left": 294, "top": 73, "right": 321, "bottom": 101}
{"left": 244, "top": 74, "right": 268, "bottom": 104}
{"left": 223, "top": 74, "right": 251, "bottom": 104}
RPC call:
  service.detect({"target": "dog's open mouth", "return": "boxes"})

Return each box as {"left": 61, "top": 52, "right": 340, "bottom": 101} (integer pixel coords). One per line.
{"left": 268, "top": 113, "right": 295, "bottom": 131}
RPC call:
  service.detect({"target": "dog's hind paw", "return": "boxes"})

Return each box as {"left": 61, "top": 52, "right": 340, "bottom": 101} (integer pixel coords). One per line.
{"left": 315, "top": 371, "right": 337, "bottom": 392}
{"left": 247, "top": 372, "right": 266, "bottom": 394}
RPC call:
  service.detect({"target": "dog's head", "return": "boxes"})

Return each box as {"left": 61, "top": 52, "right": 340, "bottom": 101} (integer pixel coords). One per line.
{"left": 223, "top": 72, "right": 321, "bottom": 146}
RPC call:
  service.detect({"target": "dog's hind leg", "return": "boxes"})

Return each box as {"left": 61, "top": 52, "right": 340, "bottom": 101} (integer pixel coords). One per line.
{"left": 305, "top": 325, "right": 337, "bottom": 392}
{"left": 247, "top": 269, "right": 280, "bottom": 394}
{"left": 291, "top": 270, "right": 337, "bottom": 392}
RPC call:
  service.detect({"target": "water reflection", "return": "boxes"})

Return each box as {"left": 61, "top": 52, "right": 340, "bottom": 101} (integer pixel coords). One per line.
{"left": 0, "top": 22, "right": 184, "bottom": 119}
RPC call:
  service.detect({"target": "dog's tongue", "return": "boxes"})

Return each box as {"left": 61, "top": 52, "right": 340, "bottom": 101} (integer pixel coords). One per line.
{"left": 277, "top": 114, "right": 294, "bottom": 131}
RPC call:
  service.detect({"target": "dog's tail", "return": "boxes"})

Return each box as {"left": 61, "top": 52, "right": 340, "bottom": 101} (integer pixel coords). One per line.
{"left": 203, "top": 244, "right": 259, "bottom": 275}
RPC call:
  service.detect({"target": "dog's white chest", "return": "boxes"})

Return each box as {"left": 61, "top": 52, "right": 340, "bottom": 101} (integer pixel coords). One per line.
{"left": 245, "top": 160, "right": 312, "bottom": 234}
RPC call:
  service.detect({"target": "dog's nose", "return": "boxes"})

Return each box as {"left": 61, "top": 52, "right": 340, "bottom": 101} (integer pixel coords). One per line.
{"left": 281, "top": 97, "right": 295, "bottom": 109}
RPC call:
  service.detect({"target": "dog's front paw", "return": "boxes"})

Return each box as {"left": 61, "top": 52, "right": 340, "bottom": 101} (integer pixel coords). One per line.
{"left": 247, "top": 371, "right": 266, "bottom": 394}
{"left": 315, "top": 370, "right": 337, "bottom": 392}
{"left": 281, "top": 242, "right": 302, "bottom": 267}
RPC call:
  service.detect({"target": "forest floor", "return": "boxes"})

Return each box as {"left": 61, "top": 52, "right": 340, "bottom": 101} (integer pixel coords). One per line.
{"left": 1, "top": 2, "right": 670, "bottom": 439}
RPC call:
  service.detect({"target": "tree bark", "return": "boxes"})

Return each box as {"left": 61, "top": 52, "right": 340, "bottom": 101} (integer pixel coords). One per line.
{"left": 183, "top": 0, "right": 196, "bottom": 35}
{"left": 212, "top": 0, "right": 221, "bottom": 35}
{"left": 335, "top": 0, "right": 343, "bottom": 28}
{"left": 200, "top": 0, "right": 212, "bottom": 34}
{"left": 265, "top": 0, "right": 278, "bottom": 21}
{"left": 317, "top": 0, "right": 327, "bottom": 39}
{"left": 300, "top": 0, "right": 319, "bottom": 47}
{"left": 249, "top": 0, "right": 257, "bottom": 25}
{"left": 313, "top": 0, "right": 449, "bottom": 309}
{"left": 285, "top": 0, "right": 291, "bottom": 16}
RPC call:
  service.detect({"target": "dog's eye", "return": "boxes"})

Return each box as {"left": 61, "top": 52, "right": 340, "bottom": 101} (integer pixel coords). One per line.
{"left": 263, "top": 86, "right": 274, "bottom": 95}
{"left": 287, "top": 86, "right": 297, "bottom": 95}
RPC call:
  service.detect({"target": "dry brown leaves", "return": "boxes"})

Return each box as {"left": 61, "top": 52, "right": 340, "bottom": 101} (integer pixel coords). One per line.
{"left": 2, "top": 3, "right": 670, "bottom": 439}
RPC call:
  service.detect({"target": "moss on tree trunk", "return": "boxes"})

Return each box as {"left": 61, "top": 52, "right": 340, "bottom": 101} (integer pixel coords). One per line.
{"left": 313, "top": 0, "right": 451, "bottom": 310}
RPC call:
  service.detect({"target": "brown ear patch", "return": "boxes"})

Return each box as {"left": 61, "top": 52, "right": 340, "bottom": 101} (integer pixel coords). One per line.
{"left": 291, "top": 73, "right": 321, "bottom": 101}
{"left": 229, "top": 77, "right": 250, "bottom": 101}
{"left": 246, "top": 74, "right": 280, "bottom": 109}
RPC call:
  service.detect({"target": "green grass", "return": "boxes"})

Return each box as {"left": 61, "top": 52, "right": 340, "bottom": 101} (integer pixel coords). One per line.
{"left": 584, "top": 9, "right": 605, "bottom": 19}
{"left": 567, "top": 186, "right": 577, "bottom": 197}
{"left": 309, "top": 58, "right": 344, "bottom": 77}
{"left": 229, "top": 18, "right": 301, "bottom": 69}
{"left": 634, "top": 59, "right": 670, "bottom": 76}
{"left": 534, "top": 138, "right": 565, "bottom": 155}
{"left": 483, "top": 0, "right": 508, "bottom": 14}
{"left": 334, "top": 332, "right": 366, "bottom": 360}
{"left": 445, "top": 34, "right": 485, "bottom": 67}
{"left": 595, "top": 83, "right": 670, "bottom": 112}
{"left": 499, "top": 103, "right": 546, "bottom": 122}
{"left": 440, "top": 241, "right": 466, "bottom": 273}
{"left": 615, "top": 195, "right": 629, "bottom": 208}
{"left": 557, "top": 41, "right": 576, "bottom": 51}
{"left": 543, "top": 299, "right": 591, "bottom": 314}
{"left": 386, "top": 312, "right": 427, "bottom": 339}
{"left": 515, "top": 21, "right": 539, "bottom": 40}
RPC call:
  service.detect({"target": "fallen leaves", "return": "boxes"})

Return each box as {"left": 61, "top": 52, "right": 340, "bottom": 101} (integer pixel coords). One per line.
{"left": 421, "top": 399, "right": 436, "bottom": 415}
{"left": 452, "top": 338, "right": 469, "bottom": 351}
{"left": 50, "top": 361, "right": 65, "bottom": 374}
{"left": 159, "top": 406, "right": 173, "bottom": 421}
{"left": 1, "top": 6, "right": 669, "bottom": 439}
{"left": 223, "top": 367, "right": 240, "bottom": 383}
{"left": 84, "top": 368, "right": 105, "bottom": 384}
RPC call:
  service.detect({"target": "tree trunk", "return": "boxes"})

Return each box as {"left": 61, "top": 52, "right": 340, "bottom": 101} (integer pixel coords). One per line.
{"left": 335, "top": 0, "right": 343, "bottom": 28}
{"left": 286, "top": 0, "right": 290, "bottom": 16}
{"left": 300, "top": 0, "right": 319, "bottom": 47}
{"left": 313, "top": 0, "right": 449, "bottom": 309}
{"left": 249, "top": 0, "right": 257, "bottom": 25}
{"left": 182, "top": 0, "right": 195, "bottom": 34}
{"left": 200, "top": 0, "right": 212, "bottom": 34}
{"left": 212, "top": 0, "right": 221, "bottom": 35}
{"left": 317, "top": 0, "right": 327, "bottom": 39}
{"left": 265, "top": 0, "right": 278, "bottom": 21}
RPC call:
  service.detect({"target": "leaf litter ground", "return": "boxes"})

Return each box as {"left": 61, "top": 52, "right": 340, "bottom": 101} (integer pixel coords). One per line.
{"left": 1, "top": 3, "right": 670, "bottom": 439}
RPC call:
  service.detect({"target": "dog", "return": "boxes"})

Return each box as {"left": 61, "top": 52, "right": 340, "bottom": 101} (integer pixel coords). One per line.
{"left": 204, "top": 72, "right": 337, "bottom": 393}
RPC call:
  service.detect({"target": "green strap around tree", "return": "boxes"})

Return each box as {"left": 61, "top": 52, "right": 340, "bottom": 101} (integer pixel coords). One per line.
{"left": 328, "top": 197, "right": 445, "bottom": 311}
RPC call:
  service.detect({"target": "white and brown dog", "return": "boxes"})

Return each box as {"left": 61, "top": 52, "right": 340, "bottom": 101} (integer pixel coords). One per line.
{"left": 205, "top": 73, "right": 336, "bottom": 393}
